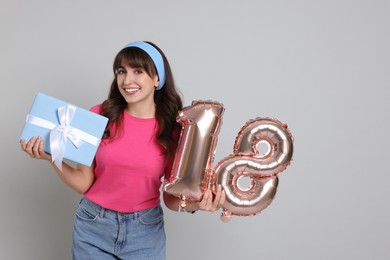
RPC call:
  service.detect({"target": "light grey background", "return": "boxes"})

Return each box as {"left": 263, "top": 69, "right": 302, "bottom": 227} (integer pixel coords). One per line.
{"left": 2, "top": 0, "right": 389, "bottom": 259}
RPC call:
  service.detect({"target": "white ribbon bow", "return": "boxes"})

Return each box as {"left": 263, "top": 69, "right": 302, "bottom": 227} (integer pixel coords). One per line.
{"left": 26, "top": 105, "right": 100, "bottom": 171}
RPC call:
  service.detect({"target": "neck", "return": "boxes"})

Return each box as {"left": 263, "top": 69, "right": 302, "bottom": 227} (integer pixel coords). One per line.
{"left": 126, "top": 102, "right": 156, "bottom": 118}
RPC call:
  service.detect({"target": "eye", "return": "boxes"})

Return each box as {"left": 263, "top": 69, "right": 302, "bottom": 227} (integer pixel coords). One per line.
{"left": 134, "top": 69, "right": 143, "bottom": 75}
{"left": 115, "top": 68, "right": 126, "bottom": 75}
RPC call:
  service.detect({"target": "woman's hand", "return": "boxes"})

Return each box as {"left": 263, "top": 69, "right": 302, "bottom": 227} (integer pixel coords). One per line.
{"left": 163, "top": 185, "right": 226, "bottom": 213}
{"left": 20, "top": 136, "right": 51, "bottom": 161}
{"left": 198, "top": 184, "right": 226, "bottom": 212}
{"left": 20, "top": 136, "right": 95, "bottom": 194}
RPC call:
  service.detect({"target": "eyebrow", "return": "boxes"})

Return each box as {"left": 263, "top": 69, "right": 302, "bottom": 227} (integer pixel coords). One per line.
{"left": 118, "top": 63, "right": 143, "bottom": 69}
{"left": 128, "top": 64, "right": 143, "bottom": 69}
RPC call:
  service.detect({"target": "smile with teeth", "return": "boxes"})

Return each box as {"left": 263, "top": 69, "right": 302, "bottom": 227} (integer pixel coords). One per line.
{"left": 124, "top": 87, "right": 140, "bottom": 94}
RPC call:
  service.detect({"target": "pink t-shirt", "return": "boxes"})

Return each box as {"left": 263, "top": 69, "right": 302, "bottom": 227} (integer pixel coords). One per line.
{"left": 84, "top": 104, "right": 166, "bottom": 212}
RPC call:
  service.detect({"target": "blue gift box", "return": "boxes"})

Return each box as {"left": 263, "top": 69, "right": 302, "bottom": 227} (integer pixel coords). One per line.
{"left": 19, "top": 92, "right": 108, "bottom": 167}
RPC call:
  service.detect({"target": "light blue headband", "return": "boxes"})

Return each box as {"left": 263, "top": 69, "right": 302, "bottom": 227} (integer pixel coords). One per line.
{"left": 123, "top": 41, "right": 166, "bottom": 90}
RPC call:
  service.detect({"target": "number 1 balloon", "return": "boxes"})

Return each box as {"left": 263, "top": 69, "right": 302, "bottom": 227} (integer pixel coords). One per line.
{"left": 163, "top": 100, "right": 225, "bottom": 202}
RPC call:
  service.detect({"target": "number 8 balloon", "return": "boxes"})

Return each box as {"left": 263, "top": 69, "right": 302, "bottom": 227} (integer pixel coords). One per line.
{"left": 212, "top": 118, "right": 293, "bottom": 222}
{"left": 163, "top": 101, "right": 294, "bottom": 221}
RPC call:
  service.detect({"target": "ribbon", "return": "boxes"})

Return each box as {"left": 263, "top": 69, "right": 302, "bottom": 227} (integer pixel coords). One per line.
{"left": 25, "top": 105, "right": 101, "bottom": 171}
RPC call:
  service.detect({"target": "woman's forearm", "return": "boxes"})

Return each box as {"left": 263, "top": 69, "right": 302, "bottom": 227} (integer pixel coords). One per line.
{"left": 51, "top": 161, "right": 95, "bottom": 194}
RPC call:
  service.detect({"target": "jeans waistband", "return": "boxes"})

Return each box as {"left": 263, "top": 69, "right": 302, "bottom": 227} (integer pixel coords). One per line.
{"left": 81, "top": 197, "right": 142, "bottom": 220}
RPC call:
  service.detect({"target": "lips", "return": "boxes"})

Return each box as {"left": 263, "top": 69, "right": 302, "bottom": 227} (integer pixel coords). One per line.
{"left": 124, "top": 87, "right": 140, "bottom": 94}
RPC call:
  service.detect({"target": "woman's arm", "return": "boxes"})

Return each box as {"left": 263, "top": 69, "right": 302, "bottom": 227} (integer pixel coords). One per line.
{"left": 163, "top": 185, "right": 226, "bottom": 213}
{"left": 20, "top": 136, "right": 95, "bottom": 194}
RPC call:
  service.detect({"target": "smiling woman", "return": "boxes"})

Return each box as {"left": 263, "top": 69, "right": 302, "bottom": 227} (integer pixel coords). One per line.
{"left": 19, "top": 41, "right": 225, "bottom": 260}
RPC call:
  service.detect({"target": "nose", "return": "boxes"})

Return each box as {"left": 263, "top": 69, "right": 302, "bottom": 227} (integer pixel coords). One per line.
{"left": 124, "top": 71, "right": 135, "bottom": 85}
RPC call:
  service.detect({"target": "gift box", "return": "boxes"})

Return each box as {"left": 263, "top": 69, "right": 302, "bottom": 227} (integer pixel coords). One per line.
{"left": 19, "top": 92, "right": 108, "bottom": 169}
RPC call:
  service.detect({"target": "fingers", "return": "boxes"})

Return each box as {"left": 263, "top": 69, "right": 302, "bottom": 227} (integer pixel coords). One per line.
{"left": 20, "top": 138, "right": 27, "bottom": 151}
{"left": 199, "top": 185, "right": 226, "bottom": 212}
{"left": 213, "top": 184, "right": 226, "bottom": 209}
{"left": 33, "top": 137, "right": 51, "bottom": 160}
{"left": 199, "top": 189, "right": 212, "bottom": 210}
{"left": 21, "top": 136, "right": 37, "bottom": 158}
{"left": 20, "top": 136, "right": 50, "bottom": 160}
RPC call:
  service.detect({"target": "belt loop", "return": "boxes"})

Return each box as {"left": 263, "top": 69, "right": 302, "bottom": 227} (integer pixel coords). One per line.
{"left": 99, "top": 207, "right": 105, "bottom": 218}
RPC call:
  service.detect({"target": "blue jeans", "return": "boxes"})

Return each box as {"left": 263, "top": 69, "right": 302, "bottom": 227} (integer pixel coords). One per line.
{"left": 72, "top": 197, "right": 166, "bottom": 260}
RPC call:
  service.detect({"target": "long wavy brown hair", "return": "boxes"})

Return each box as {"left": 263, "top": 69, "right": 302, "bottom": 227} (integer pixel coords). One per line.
{"left": 100, "top": 41, "right": 183, "bottom": 158}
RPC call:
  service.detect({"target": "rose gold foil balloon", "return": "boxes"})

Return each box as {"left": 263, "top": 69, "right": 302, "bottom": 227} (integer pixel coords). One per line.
{"left": 212, "top": 118, "right": 293, "bottom": 219}
{"left": 163, "top": 100, "right": 225, "bottom": 202}
{"left": 163, "top": 102, "right": 294, "bottom": 220}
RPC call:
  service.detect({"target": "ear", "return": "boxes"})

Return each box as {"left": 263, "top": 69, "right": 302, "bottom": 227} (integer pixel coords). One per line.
{"left": 154, "top": 75, "right": 160, "bottom": 88}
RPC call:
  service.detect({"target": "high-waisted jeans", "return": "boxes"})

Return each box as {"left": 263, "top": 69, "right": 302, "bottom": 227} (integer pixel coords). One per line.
{"left": 72, "top": 197, "right": 166, "bottom": 260}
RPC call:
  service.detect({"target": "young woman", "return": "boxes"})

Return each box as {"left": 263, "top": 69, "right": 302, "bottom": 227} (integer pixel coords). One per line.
{"left": 20, "top": 41, "right": 225, "bottom": 259}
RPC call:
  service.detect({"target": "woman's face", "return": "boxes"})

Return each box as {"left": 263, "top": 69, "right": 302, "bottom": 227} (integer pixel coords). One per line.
{"left": 115, "top": 62, "right": 159, "bottom": 111}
